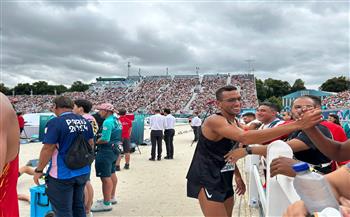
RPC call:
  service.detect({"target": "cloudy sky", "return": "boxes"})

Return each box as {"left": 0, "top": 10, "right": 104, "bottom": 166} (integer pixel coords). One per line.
{"left": 1, "top": 0, "right": 349, "bottom": 89}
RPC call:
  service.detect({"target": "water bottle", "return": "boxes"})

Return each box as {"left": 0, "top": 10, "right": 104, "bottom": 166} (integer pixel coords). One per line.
{"left": 292, "top": 162, "right": 339, "bottom": 214}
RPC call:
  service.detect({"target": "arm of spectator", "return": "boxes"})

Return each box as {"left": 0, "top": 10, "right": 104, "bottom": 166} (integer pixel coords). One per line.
{"left": 234, "top": 166, "right": 246, "bottom": 195}
{"left": 303, "top": 126, "right": 350, "bottom": 162}
{"left": 33, "top": 143, "right": 56, "bottom": 185}
{"left": 270, "top": 157, "right": 298, "bottom": 177}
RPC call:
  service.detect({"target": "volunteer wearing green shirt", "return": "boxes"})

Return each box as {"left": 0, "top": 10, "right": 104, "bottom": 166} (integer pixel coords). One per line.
{"left": 91, "top": 103, "right": 120, "bottom": 213}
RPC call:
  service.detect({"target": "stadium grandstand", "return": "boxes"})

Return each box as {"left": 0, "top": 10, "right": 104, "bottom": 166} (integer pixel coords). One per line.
{"left": 9, "top": 73, "right": 259, "bottom": 115}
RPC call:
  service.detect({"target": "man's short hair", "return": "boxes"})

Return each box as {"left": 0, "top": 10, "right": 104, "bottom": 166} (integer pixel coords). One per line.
{"left": 164, "top": 108, "right": 171, "bottom": 114}
{"left": 74, "top": 99, "right": 92, "bottom": 113}
{"left": 118, "top": 108, "right": 127, "bottom": 115}
{"left": 303, "top": 95, "right": 321, "bottom": 107}
{"left": 154, "top": 109, "right": 161, "bottom": 113}
{"left": 259, "top": 101, "right": 279, "bottom": 112}
{"left": 215, "top": 85, "right": 238, "bottom": 101}
{"left": 291, "top": 95, "right": 321, "bottom": 108}
{"left": 53, "top": 96, "right": 74, "bottom": 109}
{"left": 242, "top": 112, "right": 255, "bottom": 118}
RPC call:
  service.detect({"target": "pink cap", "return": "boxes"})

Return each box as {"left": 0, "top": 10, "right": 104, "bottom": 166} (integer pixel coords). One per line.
{"left": 96, "top": 103, "right": 114, "bottom": 112}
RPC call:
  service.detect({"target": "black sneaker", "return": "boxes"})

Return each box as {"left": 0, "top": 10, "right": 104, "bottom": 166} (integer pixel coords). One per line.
{"left": 115, "top": 165, "right": 121, "bottom": 171}
{"left": 149, "top": 158, "right": 155, "bottom": 161}
{"left": 124, "top": 164, "right": 129, "bottom": 169}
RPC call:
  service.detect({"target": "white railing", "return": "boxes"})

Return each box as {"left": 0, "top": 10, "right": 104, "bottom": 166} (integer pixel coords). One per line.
{"left": 246, "top": 140, "right": 342, "bottom": 216}
{"left": 246, "top": 140, "right": 300, "bottom": 216}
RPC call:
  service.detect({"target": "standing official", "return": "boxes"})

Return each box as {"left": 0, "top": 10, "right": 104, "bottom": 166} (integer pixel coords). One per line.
{"left": 149, "top": 109, "right": 165, "bottom": 161}
{"left": 191, "top": 112, "right": 202, "bottom": 142}
{"left": 163, "top": 108, "right": 176, "bottom": 159}
{"left": 116, "top": 108, "right": 133, "bottom": 170}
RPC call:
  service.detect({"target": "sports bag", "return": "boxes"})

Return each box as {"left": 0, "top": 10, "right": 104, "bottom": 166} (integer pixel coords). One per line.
{"left": 64, "top": 125, "right": 95, "bottom": 170}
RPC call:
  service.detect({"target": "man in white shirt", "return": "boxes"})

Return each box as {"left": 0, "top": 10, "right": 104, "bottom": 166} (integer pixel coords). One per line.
{"left": 149, "top": 109, "right": 165, "bottom": 161}
{"left": 191, "top": 112, "right": 202, "bottom": 142}
{"left": 163, "top": 108, "right": 176, "bottom": 159}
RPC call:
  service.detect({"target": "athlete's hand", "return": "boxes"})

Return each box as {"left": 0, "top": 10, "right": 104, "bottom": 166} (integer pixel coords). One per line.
{"left": 340, "top": 197, "right": 350, "bottom": 217}
{"left": 283, "top": 200, "right": 308, "bottom": 217}
{"left": 296, "top": 108, "right": 322, "bottom": 130}
{"left": 33, "top": 172, "right": 43, "bottom": 185}
{"left": 270, "top": 157, "right": 297, "bottom": 178}
{"left": 224, "top": 148, "right": 247, "bottom": 164}
{"left": 234, "top": 176, "right": 246, "bottom": 196}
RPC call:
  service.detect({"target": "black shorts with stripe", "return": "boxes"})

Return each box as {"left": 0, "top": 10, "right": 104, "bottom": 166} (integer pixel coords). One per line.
{"left": 187, "top": 181, "right": 234, "bottom": 202}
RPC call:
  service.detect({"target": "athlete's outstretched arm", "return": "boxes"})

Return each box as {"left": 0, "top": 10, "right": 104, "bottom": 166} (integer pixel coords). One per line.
{"left": 209, "top": 109, "right": 320, "bottom": 145}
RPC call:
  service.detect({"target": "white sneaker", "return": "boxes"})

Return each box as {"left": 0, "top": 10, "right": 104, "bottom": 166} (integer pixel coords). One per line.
{"left": 86, "top": 211, "right": 93, "bottom": 217}
{"left": 91, "top": 201, "right": 112, "bottom": 212}
{"left": 96, "top": 198, "right": 118, "bottom": 205}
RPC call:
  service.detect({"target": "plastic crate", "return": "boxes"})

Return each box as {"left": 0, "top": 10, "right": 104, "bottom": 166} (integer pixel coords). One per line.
{"left": 30, "top": 185, "right": 54, "bottom": 217}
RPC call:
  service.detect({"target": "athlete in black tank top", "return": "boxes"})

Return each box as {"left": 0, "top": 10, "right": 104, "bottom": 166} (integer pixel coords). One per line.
{"left": 186, "top": 113, "right": 239, "bottom": 199}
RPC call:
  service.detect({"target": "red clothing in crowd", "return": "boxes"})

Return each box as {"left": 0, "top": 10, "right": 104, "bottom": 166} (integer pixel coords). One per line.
{"left": 119, "top": 115, "right": 133, "bottom": 139}
{"left": 0, "top": 155, "right": 19, "bottom": 217}
{"left": 17, "top": 115, "right": 25, "bottom": 129}
{"left": 320, "top": 120, "right": 349, "bottom": 168}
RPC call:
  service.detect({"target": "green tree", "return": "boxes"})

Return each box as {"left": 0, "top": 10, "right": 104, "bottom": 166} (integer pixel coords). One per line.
{"left": 255, "top": 78, "right": 267, "bottom": 102}
{"left": 0, "top": 83, "right": 10, "bottom": 95}
{"left": 266, "top": 96, "right": 283, "bottom": 111}
{"left": 14, "top": 83, "right": 32, "bottom": 95}
{"left": 291, "top": 79, "right": 306, "bottom": 92}
{"left": 69, "top": 81, "right": 89, "bottom": 92}
{"left": 320, "top": 76, "right": 350, "bottom": 92}
{"left": 264, "top": 78, "right": 291, "bottom": 98}
{"left": 52, "top": 85, "right": 68, "bottom": 95}
{"left": 32, "top": 81, "right": 51, "bottom": 95}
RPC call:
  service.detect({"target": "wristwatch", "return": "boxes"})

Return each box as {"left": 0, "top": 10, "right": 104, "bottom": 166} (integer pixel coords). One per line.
{"left": 245, "top": 145, "right": 252, "bottom": 155}
{"left": 34, "top": 168, "right": 43, "bottom": 173}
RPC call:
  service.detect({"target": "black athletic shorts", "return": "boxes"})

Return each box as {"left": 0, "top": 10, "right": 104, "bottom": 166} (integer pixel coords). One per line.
{"left": 122, "top": 138, "right": 131, "bottom": 153}
{"left": 187, "top": 181, "right": 234, "bottom": 202}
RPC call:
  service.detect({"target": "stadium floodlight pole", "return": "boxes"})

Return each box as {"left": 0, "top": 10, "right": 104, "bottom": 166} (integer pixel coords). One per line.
{"left": 127, "top": 62, "right": 131, "bottom": 78}
{"left": 196, "top": 66, "right": 199, "bottom": 76}
{"left": 245, "top": 59, "right": 255, "bottom": 74}
{"left": 166, "top": 67, "right": 169, "bottom": 76}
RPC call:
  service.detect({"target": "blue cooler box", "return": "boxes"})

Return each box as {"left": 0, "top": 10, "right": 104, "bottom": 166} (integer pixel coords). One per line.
{"left": 30, "top": 185, "right": 54, "bottom": 217}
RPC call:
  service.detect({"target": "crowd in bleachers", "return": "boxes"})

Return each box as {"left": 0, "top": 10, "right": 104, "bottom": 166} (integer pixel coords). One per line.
{"left": 190, "top": 74, "right": 229, "bottom": 114}
{"left": 9, "top": 74, "right": 261, "bottom": 115}
{"left": 231, "top": 74, "right": 259, "bottom": 109}
{"left": 322, "top": 90, "right": 350, "bottom": 109}
{"left": 147, "top": 76, "right": 199, "bottom": 113}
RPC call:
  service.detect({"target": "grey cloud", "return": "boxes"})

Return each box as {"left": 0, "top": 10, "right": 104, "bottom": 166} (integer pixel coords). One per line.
{"left": 1, "top": 1, "right": 349, "bottom": 88}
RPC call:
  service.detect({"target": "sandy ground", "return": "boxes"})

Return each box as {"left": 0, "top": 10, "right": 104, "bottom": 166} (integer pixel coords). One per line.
{"left": 18, "top": 124, "right": 258, "bottom": 216}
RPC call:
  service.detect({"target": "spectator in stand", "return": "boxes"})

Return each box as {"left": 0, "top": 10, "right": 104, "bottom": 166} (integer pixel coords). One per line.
{"left": 281, "top": 111, "right": 292, "bottom": 121}
{"left": 328, "top": 113, "right": 341, "bottom": 125}
{"left": 116, "top": 108, "right": 133, "bottom": 170}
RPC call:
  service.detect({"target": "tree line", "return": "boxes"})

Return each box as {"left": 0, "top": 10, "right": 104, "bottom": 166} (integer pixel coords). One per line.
{"left": 1, "top": 76, "right": 348, "bottom": 110}
{"left": 0, "top": 81, "right": 89, "bottom": 96}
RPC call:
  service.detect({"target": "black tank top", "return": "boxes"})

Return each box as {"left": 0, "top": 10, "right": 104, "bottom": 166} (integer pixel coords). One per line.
{"left": 186, "top": 113, "right": 239, "bottom": 192}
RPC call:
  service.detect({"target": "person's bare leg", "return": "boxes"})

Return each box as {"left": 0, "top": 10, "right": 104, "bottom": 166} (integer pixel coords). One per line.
{"left": 18, "top": 194, "right": 30, "bottom": 203}
{"left": 101, "top": 177, "right": 112, "bottom": 202}
{"left": 84, "top": 181, "right": 94, "bottom": 214}
{"left": 198, "top": 188, "right": 228, "bottom": 217}
{"left": 116, "top": 156, "right": 121, "bottom": 168}
{"left": 125, "top": 153, "right": 130, "bottom": 165}
{"left": 223, "top": 196, "right": 234, "bottom": 217}
{"left": 110, "top": 173, "right": 118, "bottom": 200}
